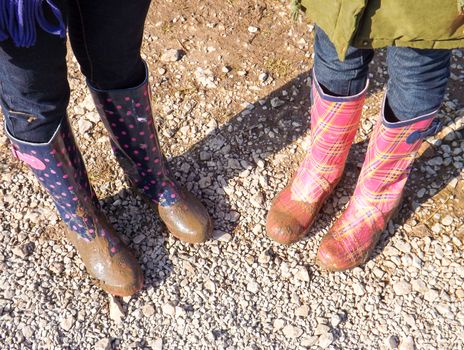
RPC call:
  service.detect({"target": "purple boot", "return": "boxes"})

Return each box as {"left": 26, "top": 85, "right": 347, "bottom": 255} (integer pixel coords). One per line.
{"left": 6, "top": 118, "right": 143, "bottom": 296}
{"left": 89, "top": 65, "right": 212, "bottom": 243}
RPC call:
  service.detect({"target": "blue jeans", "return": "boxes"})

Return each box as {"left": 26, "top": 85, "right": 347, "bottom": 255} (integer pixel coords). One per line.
{"left": 0, "top": 0, "right": 151, "bottom": 143}
{"left": 314, "top": 28, "right": 452, "bottom": 121}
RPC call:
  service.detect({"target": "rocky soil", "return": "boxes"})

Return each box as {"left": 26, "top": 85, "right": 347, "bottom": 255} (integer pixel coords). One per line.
{"left": 0, "top": 0, "right": 463, "bottom": 349}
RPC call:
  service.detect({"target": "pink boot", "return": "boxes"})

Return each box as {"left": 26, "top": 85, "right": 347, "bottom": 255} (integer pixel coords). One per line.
{"left": 266, "top": 74, "right": 367, "bottom": 244}
{"left": 317, "top": 98, "right": 441, "bottom": 271}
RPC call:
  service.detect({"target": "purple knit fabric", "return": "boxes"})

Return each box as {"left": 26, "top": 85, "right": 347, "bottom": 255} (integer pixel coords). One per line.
{"left": 0, "top": 0, "right": 65, "bottom": 47}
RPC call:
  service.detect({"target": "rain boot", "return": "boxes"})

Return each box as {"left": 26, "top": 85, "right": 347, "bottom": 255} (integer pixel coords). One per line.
{"left": 317, "top": 98, "right": 441, "bottom": 271}
{"left": 266, "top": 74, "right": 367, "bottom": 244}
{"left": 88, "top": 64, "right": 212, "bottom": 244}
{"left": 6, "top": 118, "right": 143, "bottom": 296}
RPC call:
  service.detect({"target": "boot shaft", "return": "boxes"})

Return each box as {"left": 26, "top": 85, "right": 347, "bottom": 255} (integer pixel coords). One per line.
{"left": 88, "top": 66, "right": 180, "bottom": 207}
{"left": 6, "top": 118, "right": 121, "bottom": 253}
{"left": 354, "top": 97, "right": 441, "bottom": 213}
{"left": 291, "top": 74, "right": 367, "bottom": 202}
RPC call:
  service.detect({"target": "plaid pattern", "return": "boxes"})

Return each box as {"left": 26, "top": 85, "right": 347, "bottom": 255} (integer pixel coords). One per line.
{"left": 291, "top": 79, "right": 366, "bottom": 202}
{"left": 266, "top": 76, "right": 366, "bottom": 244}
{"left": 317, "top": 101, "right": 436, "bottom": 271}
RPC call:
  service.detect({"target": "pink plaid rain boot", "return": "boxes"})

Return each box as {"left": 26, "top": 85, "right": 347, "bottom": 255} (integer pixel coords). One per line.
{"left": 266, "top": 74, "right": 367, "bottom": 244}
{"left": 317, "top": 98, "right": 442, "bottom": 271}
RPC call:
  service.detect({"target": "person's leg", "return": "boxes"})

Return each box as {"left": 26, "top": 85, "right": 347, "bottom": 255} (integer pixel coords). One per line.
{"left": 0, "top": 4, "right": 143, "bottom": 295}
{"left": 317, "top": 47, "right": 451, "bottom": 271}
{"left": 313, "top": 27, "right": 374, "bottom": 96}
{"left": 0, "top": 11, "right": 69, "bottom": 143}
{"left": 67, "top": 0, "right": 150, "bottom": 90}
{"left": 68, "top": 0, "right": 213, "bottom": 243}
{"left": 266, "top": 27, "right": 373, "bottom": 244}
{"left": 386, "top": 47, "right": 451, "bottom": 121}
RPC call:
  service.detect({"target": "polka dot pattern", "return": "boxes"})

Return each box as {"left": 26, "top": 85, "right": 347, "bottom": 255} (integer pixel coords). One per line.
{"left": 9, "top": 118, "right": 121, "bottom": 255}
{"left": 90, "top": 81, "right": 180, "bottom": 207}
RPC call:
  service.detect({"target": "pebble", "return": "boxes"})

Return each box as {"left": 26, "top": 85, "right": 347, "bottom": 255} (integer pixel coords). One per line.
{"left": 78, "top": 119, "right": 93, "bottom": 134}
{"left": 248, "top": 26, "right": 259, "bottom": 33}
{"left": 160, "top": 48, "right": 183, "bottom": 62}
{"left": 318, "top": 332, "right": 334, "bottom": 348}
{"left": 399, "top": 336, "right": 415, "bottom": 350}
{"left": 282, "top": 324, "right": 303, "bottom": 339}
{"left": 385, "top": 335, "right": 399, "bottom": 349}
{"left": 393, "top": 281, "right": 412, "bottom": 296}
{"left": 330, "top": 314, "right": 342, "bottom": 327}
{"left": 247, "top": 281, "right": 259, "bottom": 294}
{"left": 162, "top": 303, "right": 176, "bottom": 317}
{"left": 270, "top": 97, "right": 285, "bottom": 108}
{"left": 353, "top": 282, "right": 366, "bottom": 296}
{"left": 60, "top": 315, "right": 75, "bottom": 332}
{"left": 109, "top": 296, "right": 125, "bottom": 324}
{"left": 259, "top": 72, "right": 269, "bottom": 82}
{"left": 294, "top": 266, "right": 310, "bottom": 282}
{"left": 142, "top": 303, "right": 155, "bottom": 317}
{"left": 442, "top": 215, "right": 453, "bottom": 226}
{"left": 295, "top": 305, "right": 309, "bottom": 317}
{"left": 94, "top": 338, "right": 112, "bottom": 350}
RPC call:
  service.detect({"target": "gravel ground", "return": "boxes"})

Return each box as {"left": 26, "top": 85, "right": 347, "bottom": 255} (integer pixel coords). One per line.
{"left": 1, "top": 1, "right": 464, "bottom": 349}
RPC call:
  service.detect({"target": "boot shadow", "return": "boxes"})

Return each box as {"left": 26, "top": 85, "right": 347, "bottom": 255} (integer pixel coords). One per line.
{"left": 166, "top": 69, "right": 385, "bottom": 239}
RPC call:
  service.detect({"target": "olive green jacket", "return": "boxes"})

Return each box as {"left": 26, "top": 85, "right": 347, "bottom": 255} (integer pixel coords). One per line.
{"left": 301, "top": 0, "right": 464, "bottom": 60}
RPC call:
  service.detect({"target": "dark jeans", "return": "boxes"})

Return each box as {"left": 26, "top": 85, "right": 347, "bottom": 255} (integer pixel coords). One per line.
{"left": 314, "top": 28, "right": 452, "bottom": 121}
{"left": 0, "top": 0, "right": 151, "bottom": 143}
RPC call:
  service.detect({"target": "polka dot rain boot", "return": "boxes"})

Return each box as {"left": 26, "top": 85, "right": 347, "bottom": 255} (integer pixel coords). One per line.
{"left": 317, "top": 97, "right": 442, "bottom": 271}
{"left": 266, "top": 74, "right": 367, "bottom": 244}
{"left": 6, "top": 118, "right": 143, "bottom": 296}
{"left": 89, "top": 64, "right": 212, "bottom": 244}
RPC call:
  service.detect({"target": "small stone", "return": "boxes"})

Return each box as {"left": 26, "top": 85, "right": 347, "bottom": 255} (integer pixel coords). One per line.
{"left": 162, "top": 303, "right": 176, "bottom": 316}
{"left": 222, "top": 66, "right": 231, "bottom": 73}
{"left": 301, "top": 336, "right": 318, "bottom": 347}
{"left": 399, "top": 336, "right": 415, "bottom": 350}
{"left": 353, "top": 282, "right": 366, "bottom": 296}
{"left": 21, "top": 326, "right": 33, "bottom": 339}
{"left": 94, "top": 338, "right": 112, "bottom": 350}
{"left": 195, "top": 68, "right": 217, "bottom": 89}
{"left": 282, "top": 324, "right": 303, "bottom": 339}
{"left": 109, "top": 296, "right": 125, "bottom": 324}
{"left": 385, "top": 335, "right": 399, "bottom": 349}
{"left": 314, "top": 324, "right": 330, "bottom": 335}
{"left": 295, "top": 305, "right": 309, "bottom": 317}
{"left": 133, "top": 234, "right": 146, "bottom": 244}
{"left": 60, "top": 315, "right": 75, "bottom": 332}
{"left": 330, "top": 314, "right": 342, "bottom": 327}
{"left": 160, "top": 49, "right": 183, "bottom": 62}
{"left": 411, "top": 279, "right": 428, "bottom": 293}
{"left": 158, "top": 67, "right": 167, "bottom": 75}
{"left": 270, "top": 97, "right": 285, "bottom": 108}
{"left": 442, "top": 215, "right": 453, "bottom": 226}
{"left": 200, "top": 151, "right": 212, "bottom": 161}
{"left": 431, "top": 223, "right": 442, "bottom": 234}
{"left": 393, "top": 281, "right": 412, "bottom": 296}
{"left": 142, "top": 304, "right": 155, "bottom": 317}
{"left": 148, "top": 338, "right": 163, "bottom": 350}
{"left": 424, "top": 289, "right": 439, "bottom": 302}
{"left": 318, "top": 332, "right": 334, "bottom": 348}
{"left": 248, "top": 26, "right": 259, "bottom": 33}
{"left": 259, "top": 72, "right": 269, "bottom": 82}
{"left": 78, "top": 119, "right": 93, "bottom": 134}
{"left": 273, "top": 319, "right": 285, "bottom": 331}
{"left": 295, "top": 266, "right": 310, "bottom": 282}
{"left": 247, "top": 281, "right": 259, "bottom": 294}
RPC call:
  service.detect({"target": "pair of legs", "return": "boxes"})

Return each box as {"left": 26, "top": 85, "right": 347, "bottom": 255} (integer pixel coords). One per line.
{"left": 0, "top": 0, "right": 150, "bottom": 143}
{"left": 1, "top": 0, "right": 211, "bottom": 296}
{"left": 267, "top": 28, "right": 451, "bottom": 270}
{"left": 314, "top": 28, "right": 451, "bottom": 119}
